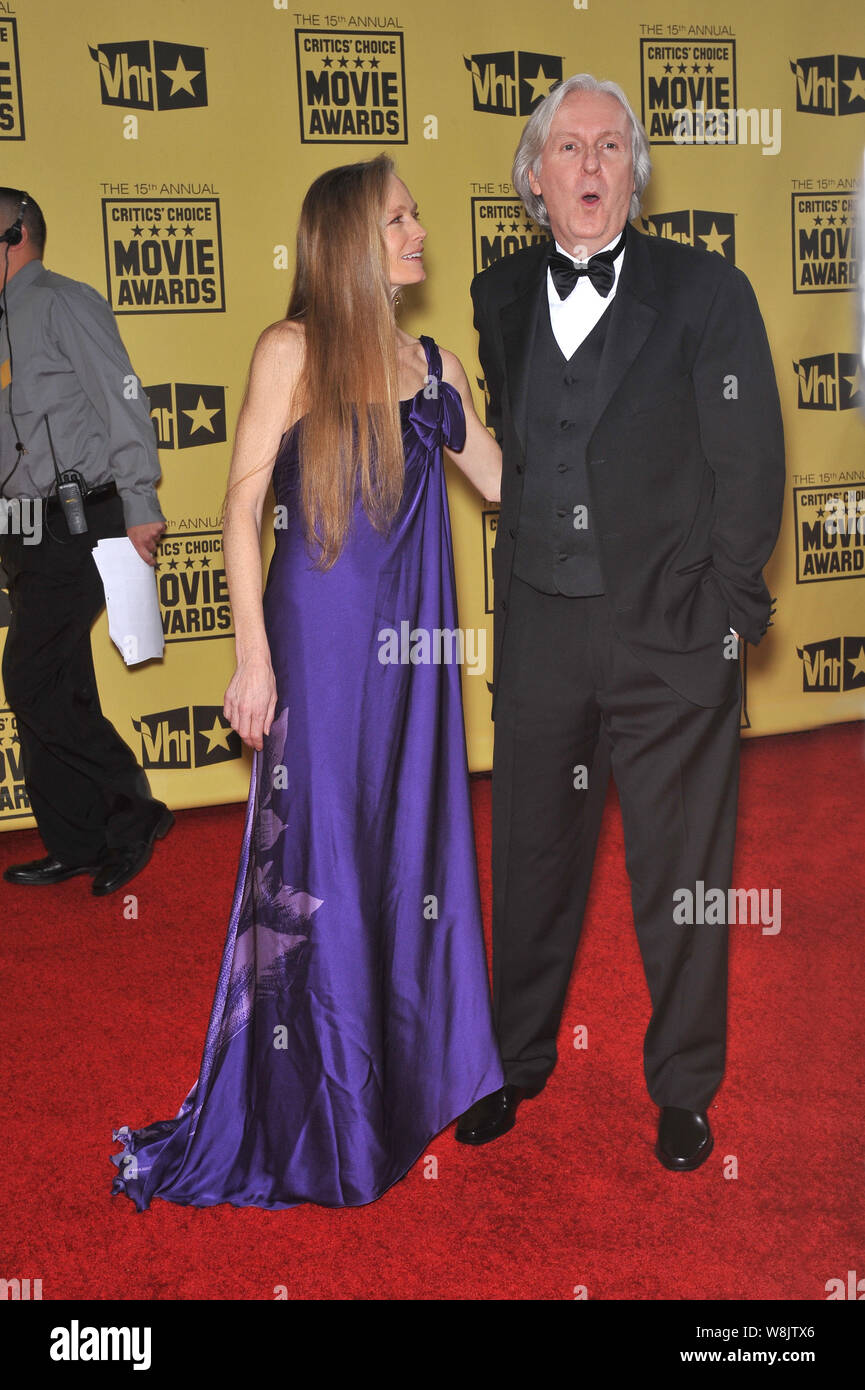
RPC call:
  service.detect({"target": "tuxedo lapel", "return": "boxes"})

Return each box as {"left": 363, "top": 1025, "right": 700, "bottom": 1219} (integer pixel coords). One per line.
{"left": 498, "top": 247, "right": 548, "bottom": 456}
{"left": 491, "top": 230, "right": 661, "bottom": 452}
{"left": 589, "top": 227, "right": 661, "bottom": 436}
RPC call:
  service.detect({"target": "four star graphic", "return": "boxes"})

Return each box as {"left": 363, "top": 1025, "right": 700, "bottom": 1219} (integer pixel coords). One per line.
{"left": 183, "top": 394, "right": 222, "bottom": 436}
{"left": 161, "top": 54, "right": 200, "bottom": 98}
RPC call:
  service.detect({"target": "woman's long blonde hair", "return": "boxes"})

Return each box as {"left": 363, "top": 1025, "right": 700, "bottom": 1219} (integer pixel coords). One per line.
{"left": 287, "top": 154, "right": 404, "bottom": 569}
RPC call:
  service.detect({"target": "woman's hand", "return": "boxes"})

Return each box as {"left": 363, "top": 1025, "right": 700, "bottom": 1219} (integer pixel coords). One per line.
{"left": 224, "top": 654, "right": 278, "bottom": 751}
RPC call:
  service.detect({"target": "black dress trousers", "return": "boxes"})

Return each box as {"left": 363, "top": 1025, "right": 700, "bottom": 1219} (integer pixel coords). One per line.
{"left": 0, "top": 491, "right": 166, "bottom": 866}
{"left": 492, "top": 574, "right": 741, "bottom": 1112}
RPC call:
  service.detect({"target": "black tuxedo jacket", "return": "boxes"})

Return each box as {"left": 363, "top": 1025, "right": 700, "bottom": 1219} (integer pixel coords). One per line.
{"left": 471, "top": 226, "right": 785, "bottom": 712}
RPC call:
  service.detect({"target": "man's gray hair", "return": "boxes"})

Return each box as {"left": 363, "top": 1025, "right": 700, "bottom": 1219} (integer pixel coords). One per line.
{"left": 512, "top": 73, "right": 652, "bottom": 226}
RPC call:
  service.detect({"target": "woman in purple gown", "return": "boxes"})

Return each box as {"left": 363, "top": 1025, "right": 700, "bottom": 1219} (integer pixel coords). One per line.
{"left": 110, "top": 156, "right": 504, "bottom": 1209}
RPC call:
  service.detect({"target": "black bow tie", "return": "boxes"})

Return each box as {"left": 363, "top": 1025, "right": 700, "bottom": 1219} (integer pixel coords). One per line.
{"left": 548, "top": 227, "right": 627, "bottom": 300}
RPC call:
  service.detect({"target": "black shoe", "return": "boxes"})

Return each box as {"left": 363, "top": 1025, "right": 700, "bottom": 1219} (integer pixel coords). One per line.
{"left": 455, "top": 1082, "right": 544, "bottom": 1146}
{"left": 3, "top": 855, "right": 100, "bottom": 886}
{"left": 91, "top": 807, "right": 175, "bottom": 897}
{"left": 655, "top": 1106, "right": 713, "bottom": 1172}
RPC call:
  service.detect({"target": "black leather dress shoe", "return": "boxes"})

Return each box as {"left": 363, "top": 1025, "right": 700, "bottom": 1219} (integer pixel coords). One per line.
{"left": 92, "top": 807, "right": 175, "bottom": 897}
{"left": 3, "top": 855, "right": 100, "bottom": 886}
{"left": 655, "top": 1106, "right": 713, "bottom": 1171}
{"left": 455, "top": 1082, "right": 544, "bottom": 1146}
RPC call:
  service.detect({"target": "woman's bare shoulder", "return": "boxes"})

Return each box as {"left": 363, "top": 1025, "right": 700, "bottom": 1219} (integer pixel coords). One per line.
{"left": 437, "top": 345, "right": 470, "bottom": 390}
{"left": 253, "top": 318, "right": 305, "bottom": 371}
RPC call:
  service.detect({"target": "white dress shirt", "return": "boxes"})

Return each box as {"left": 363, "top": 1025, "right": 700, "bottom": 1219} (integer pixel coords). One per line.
{"left": 546, "top": 230, "right": 627, "bottom": 360}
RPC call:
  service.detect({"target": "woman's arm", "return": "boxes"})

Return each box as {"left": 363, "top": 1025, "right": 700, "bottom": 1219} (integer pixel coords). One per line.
{"left": 439, "top": 347, "right": 502, "bottom": 504}
{"left": 223, "top": 321, "right": 303, "bottom": 751}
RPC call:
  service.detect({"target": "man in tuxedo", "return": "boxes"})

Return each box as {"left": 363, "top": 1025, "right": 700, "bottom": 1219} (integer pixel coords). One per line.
{"left": 456, "top": 75, "right": 785, "bottom": 1169}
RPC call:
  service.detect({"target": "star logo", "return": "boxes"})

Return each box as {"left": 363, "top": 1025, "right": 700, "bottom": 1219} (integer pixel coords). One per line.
{"left": 845, "top": 642, "right": 865, "bottom": 684}
{"left": 842, "top": 361, "right": 863, "bottom": 405}
{"left": 175, "top": 384, "right": 227, "bottom": 448}
{"left": 182, "top": 394, "right": 221, "bottom": 436}
{"left": 698, "top": 220, "right": 731, "bottom": 257}
{"left": 160, "top": 54, "right": 200, "bottom": 97}
{"left": 192, "top": 706, "right": 242, "bottom": 763}
{"left": 842, "top": 62, "right": 865, "bottom": 106}
{"left": 198, "top": 715, "right": 234, "bottom": 754}
{"left": 153, "top": 41, "right": 208, "bottom": 110}
{"left": 522, "top": 62, "right": 560, "bottom": 105}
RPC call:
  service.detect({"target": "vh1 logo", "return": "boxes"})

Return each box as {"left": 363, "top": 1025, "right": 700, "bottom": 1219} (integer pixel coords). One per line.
{"left": 463, "top": 51, "right": 562, "bottom": 116}
{"left": 132, "top": 706, "right": 241, "bottom": 768}
{"left": 146, "top": 383, "right": 226, "bottom": 448}
{"left": 790, "top": 55, "right": 865, "bottom": 115}
{"left": 793, "top": 353, "right": 862, "bottom": 410}
{"left": 796, "top": 636, "right": 865, "bottom": 691}
{"left": 639, "top": 209, "right": 736, "bottom": 262}
{"left": 89, "top": 40, "right": 208, "bottom": 110}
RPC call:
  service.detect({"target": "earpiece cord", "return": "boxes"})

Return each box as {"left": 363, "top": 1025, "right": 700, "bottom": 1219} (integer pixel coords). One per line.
{"left": 0, "top": 247, "right": 27, "bottom": 495}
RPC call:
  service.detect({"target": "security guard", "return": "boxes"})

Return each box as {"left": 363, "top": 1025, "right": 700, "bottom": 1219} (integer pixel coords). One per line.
{"left": 0, "top": 188, "right": 173, "bottom": 895}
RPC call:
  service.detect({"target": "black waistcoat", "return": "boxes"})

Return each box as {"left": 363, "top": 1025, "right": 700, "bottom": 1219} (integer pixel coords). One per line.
{"left": 512, "top": 295, "right": 611, "bottom": 596}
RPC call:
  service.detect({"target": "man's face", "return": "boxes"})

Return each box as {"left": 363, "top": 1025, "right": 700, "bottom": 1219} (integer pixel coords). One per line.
{"left": 528, "top": 90, "right": 635, "bottom": 258}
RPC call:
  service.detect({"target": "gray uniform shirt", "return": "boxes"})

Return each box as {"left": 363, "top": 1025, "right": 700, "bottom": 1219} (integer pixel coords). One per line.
{"left": 0, "top": 259, "right": 164, "bottom": 527}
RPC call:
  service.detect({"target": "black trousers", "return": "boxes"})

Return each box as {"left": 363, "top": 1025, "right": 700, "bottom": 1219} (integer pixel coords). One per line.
{"left": 0, "top": 493, "right": 165, "bottom": 865}
{"left": 492, "top": 575, "right": 741, "bottom": 1111}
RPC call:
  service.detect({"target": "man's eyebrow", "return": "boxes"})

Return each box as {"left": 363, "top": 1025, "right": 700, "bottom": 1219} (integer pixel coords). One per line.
{"left": 554, "top": 127, "right": 628, "bottom": 139}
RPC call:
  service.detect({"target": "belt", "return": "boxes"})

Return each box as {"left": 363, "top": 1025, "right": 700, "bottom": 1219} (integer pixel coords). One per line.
{"left": 43, "top": 481, "right": 118, "bottom": 519}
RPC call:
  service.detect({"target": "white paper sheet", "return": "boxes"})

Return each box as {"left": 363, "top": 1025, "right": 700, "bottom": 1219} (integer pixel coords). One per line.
{"left": 91, "top": 537, "right": 164, "bottom": 665}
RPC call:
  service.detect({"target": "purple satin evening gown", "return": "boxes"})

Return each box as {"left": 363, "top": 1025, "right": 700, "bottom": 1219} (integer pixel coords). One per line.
{"left": 110, "top": 336, "right": 504, "bottom": 1209}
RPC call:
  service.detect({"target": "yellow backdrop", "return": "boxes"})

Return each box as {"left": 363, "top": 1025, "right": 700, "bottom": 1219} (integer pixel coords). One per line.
{"left": 0, "top": 0, "right": 862, "bottom": 828}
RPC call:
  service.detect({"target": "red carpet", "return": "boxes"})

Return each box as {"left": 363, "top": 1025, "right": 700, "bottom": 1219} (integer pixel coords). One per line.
{"left": 1, "top": 722, "right": 862, "bottom": 1301}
